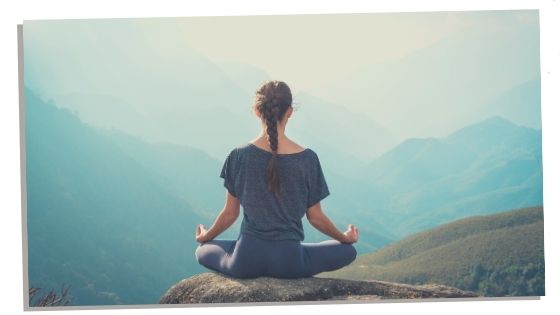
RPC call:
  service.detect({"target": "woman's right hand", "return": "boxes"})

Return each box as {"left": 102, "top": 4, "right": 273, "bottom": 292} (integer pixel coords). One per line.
{"left": 195, "top": 224, "right": 209, "bottom": 243}
{"left": 343, "top": 224, "right": 359, "bottom": 244}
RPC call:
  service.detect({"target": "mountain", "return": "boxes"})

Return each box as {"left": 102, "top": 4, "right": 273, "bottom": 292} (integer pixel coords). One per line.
{"left": 359, "top": 116, "right": 542, "bottom": 236}
{"left": 24, "top": 87, "right": 210, "bottom": 305}
{"left": 320, "top": 206, "right": 545, "bottom": 297}
{"left": 98, "top": 129, "right": 223, "bottom": 219}
{"left": 466, "top": 78, "right": 541, "bottom": 130}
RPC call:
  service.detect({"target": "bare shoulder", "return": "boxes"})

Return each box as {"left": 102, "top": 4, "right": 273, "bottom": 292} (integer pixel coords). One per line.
{"left": 285, "top": 139, "right": 307, "bottom": 152}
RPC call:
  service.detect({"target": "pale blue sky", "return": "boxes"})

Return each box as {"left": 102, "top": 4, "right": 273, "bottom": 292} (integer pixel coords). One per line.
{"left": 172, "top": 10, "right": 539, "bottom": 94}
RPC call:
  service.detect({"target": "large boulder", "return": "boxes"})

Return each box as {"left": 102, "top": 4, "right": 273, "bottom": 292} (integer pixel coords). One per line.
{"left": 160, "top": 272, "right": 478, "bottom": 304}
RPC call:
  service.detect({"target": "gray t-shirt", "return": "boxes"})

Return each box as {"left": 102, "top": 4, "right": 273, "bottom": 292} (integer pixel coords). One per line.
{"left": 219, "top": 143, "right": 330, "bottom": 241}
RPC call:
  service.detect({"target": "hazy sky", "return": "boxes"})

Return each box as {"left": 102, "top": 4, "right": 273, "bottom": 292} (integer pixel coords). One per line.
{"left": 172, "top": 10, "right": 539, "bottom": 94}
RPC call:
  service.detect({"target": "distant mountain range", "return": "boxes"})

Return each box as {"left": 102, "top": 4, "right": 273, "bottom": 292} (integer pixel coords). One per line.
{"left": 350, "top": 115, "right": 542, "bottom": 237}
{"left": 25, "top": 87, "right": 209, "bottom": 305}
{"left": 320, "top": 206, "right": 545, "bottom": 297}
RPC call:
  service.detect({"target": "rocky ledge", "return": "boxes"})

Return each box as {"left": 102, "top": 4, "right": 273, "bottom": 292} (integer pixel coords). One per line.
{"left": 159, "top": 272, "right": 478, "bottom": 304}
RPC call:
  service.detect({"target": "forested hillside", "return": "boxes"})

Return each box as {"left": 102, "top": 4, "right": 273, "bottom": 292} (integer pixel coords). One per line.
{"left": 321, "top": 206, "right": 545, "bottom": 297}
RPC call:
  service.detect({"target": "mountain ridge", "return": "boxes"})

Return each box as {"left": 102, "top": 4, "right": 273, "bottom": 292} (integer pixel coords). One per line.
{"left": 357, "top": 115, "right": 542, "bottom": 236}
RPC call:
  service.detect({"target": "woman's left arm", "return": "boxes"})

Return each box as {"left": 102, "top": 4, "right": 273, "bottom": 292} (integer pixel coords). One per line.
{"left": 195, "top": 191, "right": 240, "bottom": 243}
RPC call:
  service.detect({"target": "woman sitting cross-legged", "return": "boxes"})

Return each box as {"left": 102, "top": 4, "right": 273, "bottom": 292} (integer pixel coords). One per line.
{"left": 195, "top": 80, "right": 359, "bottom": 279}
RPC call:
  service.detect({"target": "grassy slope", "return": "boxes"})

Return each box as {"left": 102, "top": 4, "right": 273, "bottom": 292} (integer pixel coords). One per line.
{"left": 320, "top": 206, "right": 544, "bottom": 295}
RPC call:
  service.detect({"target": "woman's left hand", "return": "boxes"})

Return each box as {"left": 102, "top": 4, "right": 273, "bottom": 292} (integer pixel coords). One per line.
{"left": 195, "top": 224, "right": 209, "bottom": 243}
{"left": 342, "top": 224, "right": 359, "bottom": 244}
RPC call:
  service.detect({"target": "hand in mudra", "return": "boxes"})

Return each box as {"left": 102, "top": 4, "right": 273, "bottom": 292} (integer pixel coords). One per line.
{"left": 195, "top": 224, "right": 209, "bottom": 243}
{"left": 343, "top": 224, "right": 359, "bottom": 244}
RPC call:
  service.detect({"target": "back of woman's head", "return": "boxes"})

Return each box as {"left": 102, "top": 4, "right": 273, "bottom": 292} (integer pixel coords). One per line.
{"left": 253, "top": 80, "right": 293, "bottom": 198}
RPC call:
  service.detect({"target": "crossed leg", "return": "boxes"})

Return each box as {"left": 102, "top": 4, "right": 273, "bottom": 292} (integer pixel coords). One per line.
{"left": 301, "top": 240, "right": 357, "bottom": 276}
{"left": 195, "top": 238, "right": 265, "bottom": 278}
{"left": 195, "top": 240, "right": 236, "bottom": 274}
{"left": 195, "top": 238, "right": 357, "bottom": 278}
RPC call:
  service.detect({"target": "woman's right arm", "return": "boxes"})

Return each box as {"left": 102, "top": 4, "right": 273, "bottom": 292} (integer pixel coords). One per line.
{"left": 195, "top": 190, "right": 240, "bottom": 243}
{"left": 306, "top": 202, "right": 359, "bottom": 244}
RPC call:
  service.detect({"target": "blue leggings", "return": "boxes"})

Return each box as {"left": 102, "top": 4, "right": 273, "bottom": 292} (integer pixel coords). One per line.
{"left": 195, "top": 232, "right": 357, "bottom": 278}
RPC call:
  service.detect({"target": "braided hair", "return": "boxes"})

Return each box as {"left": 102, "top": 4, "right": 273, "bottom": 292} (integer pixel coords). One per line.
{"left": 253, "top": 80, "right": 293, "bottom": 198}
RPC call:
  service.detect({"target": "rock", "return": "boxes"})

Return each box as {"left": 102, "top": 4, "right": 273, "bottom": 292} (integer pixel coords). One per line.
{"left": 159, "top": 272, "right": 478, "bottom": 304}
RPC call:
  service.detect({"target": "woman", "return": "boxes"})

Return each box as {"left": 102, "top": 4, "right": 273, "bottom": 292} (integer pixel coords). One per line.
{"left": 195, "top": 80, "right": 359, "bottom": 279}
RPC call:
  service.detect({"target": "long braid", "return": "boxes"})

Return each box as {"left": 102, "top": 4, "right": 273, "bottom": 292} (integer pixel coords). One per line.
{"left": 253, "top": 80, "right": 293, "bottom": 198}
{"left": 264, "top": 100, "right": 280, "bottom": 197}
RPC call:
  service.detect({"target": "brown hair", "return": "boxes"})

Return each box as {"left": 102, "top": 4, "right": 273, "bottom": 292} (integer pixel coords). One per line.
{"left": 253, "top": 80, "right": 293, "bottom": 198}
